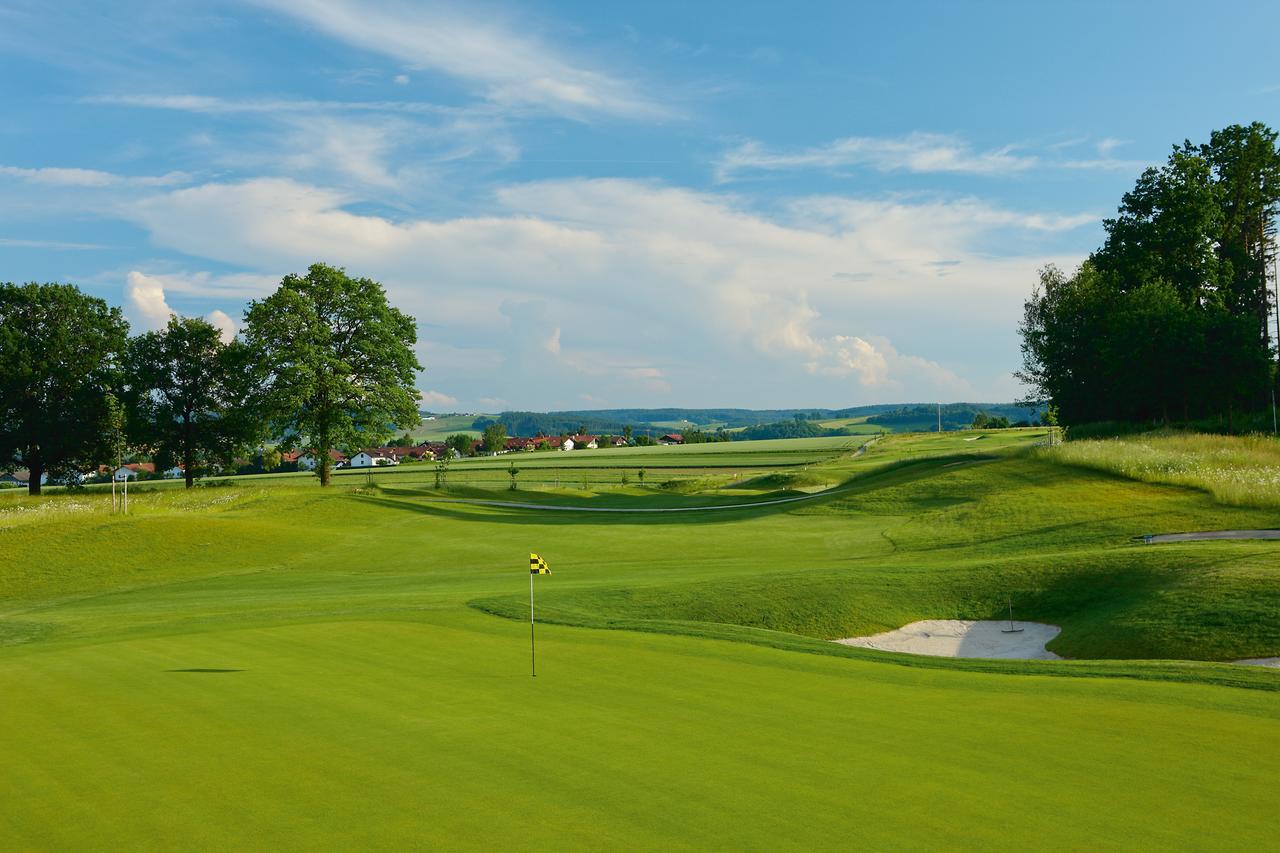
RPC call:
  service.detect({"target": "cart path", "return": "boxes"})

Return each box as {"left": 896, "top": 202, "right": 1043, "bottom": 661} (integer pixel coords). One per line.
{"left": 1140, "top": 530, "right": 1280, "bottom": 543}
{"left": 414, "top": 490, "right": 838, "bottom": 513}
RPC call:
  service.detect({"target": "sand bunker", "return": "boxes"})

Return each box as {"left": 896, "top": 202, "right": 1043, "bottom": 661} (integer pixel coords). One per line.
{"left": 1234, "top": 658, "right": 1280, "bottom": 668}
{"left": 833, "top": 620, "right": 1062, "bottom": 660}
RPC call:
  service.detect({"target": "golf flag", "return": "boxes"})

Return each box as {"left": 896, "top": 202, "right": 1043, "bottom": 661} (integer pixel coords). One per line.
{"left": 530, "top": 553, "right": 551, "bottom": 574}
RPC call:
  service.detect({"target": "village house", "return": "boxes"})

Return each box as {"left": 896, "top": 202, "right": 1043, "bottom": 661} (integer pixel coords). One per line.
{"left": 570, "top": 434, "right": 598, "bottom": 449}
{"left": 114, "top": 462, "right": 156, "bottom": 481}
{"left": 298, "top": 450, "right": 347, "bottom": 471}
{"left": 659, "top": 433, "right": 685, "bottom": 445}
{"left": 0, "top": 469, "right": 43, "bottom": 487}
{"left": 349, "top": 448, "right": 400, "bottom": 468}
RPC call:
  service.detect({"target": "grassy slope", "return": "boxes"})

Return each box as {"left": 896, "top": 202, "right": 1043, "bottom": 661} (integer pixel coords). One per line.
{"left": 1050, "top": 430, "right": 1280, "bottom": 508}
{"left": 2, "top": 429, "right": 1279, "bottom": 848}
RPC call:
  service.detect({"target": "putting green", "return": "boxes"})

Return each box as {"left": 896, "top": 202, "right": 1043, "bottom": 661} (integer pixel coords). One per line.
{"left": 2, "top": 432, "right": 1279, "bottom": 848}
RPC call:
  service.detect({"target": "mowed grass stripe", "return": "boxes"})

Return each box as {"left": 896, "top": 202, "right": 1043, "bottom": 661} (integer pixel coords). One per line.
{"left": 1, "top": 614, "right": 1277, "bottom": 849}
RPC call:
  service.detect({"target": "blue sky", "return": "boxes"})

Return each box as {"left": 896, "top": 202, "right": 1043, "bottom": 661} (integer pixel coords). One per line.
{"left": 3, "top": 1, "right": 1279, "bottom": 411}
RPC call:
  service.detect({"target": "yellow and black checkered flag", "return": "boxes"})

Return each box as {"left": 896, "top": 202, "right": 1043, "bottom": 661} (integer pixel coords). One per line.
{"left": 530, "top": 553, "right": 550, "bottom": 575}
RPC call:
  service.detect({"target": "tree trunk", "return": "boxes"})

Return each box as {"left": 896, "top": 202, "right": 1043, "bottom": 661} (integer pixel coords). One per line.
{"left": 27, "top": 446, "right": 42, "bottom": 496}
{"left": 319, "top": 450, "right": 332, "bottom": 487}
{"left": 183, "top": 411, "right": 195, "bottom": 488}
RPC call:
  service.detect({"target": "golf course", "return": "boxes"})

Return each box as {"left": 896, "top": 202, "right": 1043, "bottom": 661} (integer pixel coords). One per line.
{"left": 3, "top": 429, "right": 1278, "bottom": 849}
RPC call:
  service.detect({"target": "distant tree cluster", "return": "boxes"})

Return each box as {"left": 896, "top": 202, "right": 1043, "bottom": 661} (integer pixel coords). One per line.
{"left": 971, "top": 412, "right": 1010, "bottom": 429}
{"left": 865, "top": 404, "right": 1040, "bottom": 432}
{"left": 732, "top": 420, "right": 831, "bottom": 441}
{"left": 0, "top": 263, "right": 421, "bottom": 494}
{"left": 1019, "top": 123, "right": 1280, "bottom": 428}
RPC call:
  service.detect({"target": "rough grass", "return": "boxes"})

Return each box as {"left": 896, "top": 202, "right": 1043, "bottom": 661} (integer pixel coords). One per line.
{"left": 1049, "top": 431, "right": 1280, "bottom": 509}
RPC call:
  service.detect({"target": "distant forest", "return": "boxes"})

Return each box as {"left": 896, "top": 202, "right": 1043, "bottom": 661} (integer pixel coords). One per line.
{"left": 865, "top": 404, "right": 1043, "bottom": 432}
{"left": 470, "top": 403, "right": 1044, "bottom": 439}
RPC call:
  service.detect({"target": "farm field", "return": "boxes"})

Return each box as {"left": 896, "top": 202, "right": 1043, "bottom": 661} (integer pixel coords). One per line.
{"left": 407, "top": 413, "right": 489, "bottom": 442}
{"left": 3, "top": 429, "right": 1279, "bottom": 848}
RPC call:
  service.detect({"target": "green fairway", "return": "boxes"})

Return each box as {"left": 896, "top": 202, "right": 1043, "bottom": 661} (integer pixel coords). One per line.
{"left": 3, "top": 430, "right": 1279, "bottom": 848}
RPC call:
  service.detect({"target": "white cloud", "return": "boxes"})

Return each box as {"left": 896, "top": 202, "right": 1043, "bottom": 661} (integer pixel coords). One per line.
{"left": 125, "top": 271, "right": 177, "bottom": 331}
{"left": 393, "top": 74, "right": 409, "bottom": 86}
{"left": 419, "top": 389, "right": 458, "bottom": 408}
{"left": 1096, "top": 137, "right": 1128, "bottom": 155}
{"left": 83, "top": 93, "right": 464, "bottom": 117}
{"left": 205, "top": 309, "right": 238, "bottom": 343}
{"left": 811, "top": 335, "right": 972, "bottom": 396}
{"left": 0, "top": 237, "right": 108, "bottom": 249}
{"left": 1061, "top": 158, "right": 1151, "bottom": 172}
{"left": 120, "top": 176, "right": 1091, "bottom": 404}
{"left": 89, "top": 96, "right": 521, "bottom": 191}
{"left": 0, "top": 165, "right": 190, "bottom": 188}
{"left": 124, "top": 270, "right": 261, "bottom": 338}
{"left": 120, "top": 269, "right": 277, "bottom": 300}
{"left": 250, "top": 0, "right": 666, "bottom": 119}
{"left": 717, "top": 133, "right": 1038, "bottom": 181}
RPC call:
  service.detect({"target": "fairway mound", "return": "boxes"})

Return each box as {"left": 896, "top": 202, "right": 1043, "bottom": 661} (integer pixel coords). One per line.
{"left": 833, "top": 620, "right": 1062, "bottom": 660}
{"left": 1234, "top": 658, "right": 1280, "bottom": 668}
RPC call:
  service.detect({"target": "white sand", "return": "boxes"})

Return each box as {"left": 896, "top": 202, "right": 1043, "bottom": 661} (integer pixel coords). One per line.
{"left": 1234, "top": 657, "right": 1280, "bottom": 668}
{"left": 833, "top": 619, "right": 1062, "bottom": 660}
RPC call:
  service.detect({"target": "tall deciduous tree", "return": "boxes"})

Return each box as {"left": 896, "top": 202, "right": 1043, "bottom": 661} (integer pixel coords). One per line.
{"left": 482, "top": 422, "right": 507, "bottom": 455}
{"left": 242, "top": 263, "right": 421, "bottom": 486}
{"left": 1020, "top": 124, "right": 1280, "bottom": 428}
{"left": 446, "top": 433, "right": 474, "bottom": 458}
{"left": 125, "top": 316, "right": 261, "bottom": 488}
{"left": 0, "top": 282, "right": 129, "bottom": 494}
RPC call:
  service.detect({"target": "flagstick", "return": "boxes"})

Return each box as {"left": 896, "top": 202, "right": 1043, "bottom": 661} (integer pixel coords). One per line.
{"left": 529, "top": 570, "right": 536, "bottom": 678}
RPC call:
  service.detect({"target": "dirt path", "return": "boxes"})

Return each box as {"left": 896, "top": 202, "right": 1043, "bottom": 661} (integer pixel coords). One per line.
{"left": 1140, "top": 530, "right": 1280, "bottom": 544}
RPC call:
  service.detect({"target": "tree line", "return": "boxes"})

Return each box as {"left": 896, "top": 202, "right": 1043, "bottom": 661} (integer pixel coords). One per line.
{"left": 0, "top": 263, "right": 421, "bottom": 495}
{"left": 1019, "top": 122, "right": 1280, "bottom": 429}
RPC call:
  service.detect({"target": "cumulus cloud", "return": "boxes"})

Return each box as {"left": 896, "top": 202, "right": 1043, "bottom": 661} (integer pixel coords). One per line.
{"left": 205, "top": 309, "right": 238, "bottom": 343}
{"left": 124, "top": 271, "right": 249, "bottom": 340}
{"left": 125, "top": 271, "right": 176, "bottom": 330}
{"left": 120, "top": 176, "right": 1090, "bottom": 405}
{"left": 717, "top": 133, "right": 1038, "bottom": 181}
{"left": 810, "top": 335, "right": 972, "bottom": 396}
